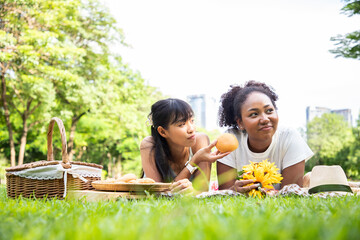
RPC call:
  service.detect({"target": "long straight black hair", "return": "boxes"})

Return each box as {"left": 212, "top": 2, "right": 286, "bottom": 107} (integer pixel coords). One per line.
{"left": 148, "top": 98, "right": 194, "bottom": 182}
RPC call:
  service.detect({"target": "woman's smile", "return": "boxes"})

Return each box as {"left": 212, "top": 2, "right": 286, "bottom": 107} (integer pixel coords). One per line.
{"left": 259, "top": 125, "right": 273, "bottom": 131}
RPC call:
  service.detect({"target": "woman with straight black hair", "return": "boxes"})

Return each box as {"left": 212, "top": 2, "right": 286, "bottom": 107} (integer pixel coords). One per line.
{"left": 141, "top": 98, "right": 230, "bottom": 193}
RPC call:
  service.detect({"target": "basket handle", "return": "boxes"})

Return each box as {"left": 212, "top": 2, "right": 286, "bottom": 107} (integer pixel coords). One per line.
{"left": 47, "top": 117, "right": 69, "bottom": 164}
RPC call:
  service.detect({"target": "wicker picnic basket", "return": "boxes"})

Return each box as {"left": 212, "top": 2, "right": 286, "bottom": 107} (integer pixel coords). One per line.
{"left": 5, "top": 117, "right": 103, "bottom": 199}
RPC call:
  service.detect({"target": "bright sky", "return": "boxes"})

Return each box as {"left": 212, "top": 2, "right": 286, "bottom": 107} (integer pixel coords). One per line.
{"left": 102, "top": 0, "right": 359, "bottom": 130}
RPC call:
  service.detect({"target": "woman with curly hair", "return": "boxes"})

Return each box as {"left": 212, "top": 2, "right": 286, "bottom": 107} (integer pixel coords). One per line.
{"left": 141, "top": 98, "right": 230, "bottom": 194}
{"left": 217, "top": 80, "right": 314, "bottom": 193}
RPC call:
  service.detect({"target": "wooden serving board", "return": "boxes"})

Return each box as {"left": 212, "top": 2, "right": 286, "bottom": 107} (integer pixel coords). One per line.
{"left": 91, "top": 181, "right": 171, "bottom": 192}
{"left": 67, "top": 190, "right": 147, "bottom": 202}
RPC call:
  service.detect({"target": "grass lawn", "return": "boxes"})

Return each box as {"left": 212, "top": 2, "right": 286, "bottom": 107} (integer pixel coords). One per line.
{"left": 0, "top": 186, "right": 360, "bottom": 240}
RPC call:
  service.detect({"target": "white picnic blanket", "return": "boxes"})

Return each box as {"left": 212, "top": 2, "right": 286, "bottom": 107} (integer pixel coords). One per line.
{"left": 196, "top": 184, "right": 356, "bottom": 199}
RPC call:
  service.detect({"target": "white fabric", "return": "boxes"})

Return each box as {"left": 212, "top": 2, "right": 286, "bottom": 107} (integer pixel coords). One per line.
{"left": 7, "top": 164, "right": 102, "bottom": 198}
{"left": 277, "top": 184, "right": 354, "bottom": 198}
{"left": 196, "top": 190, "right": 241, "bottom": 198}
{"left": 218, "top": 126, "right": 314, "bottom": 173}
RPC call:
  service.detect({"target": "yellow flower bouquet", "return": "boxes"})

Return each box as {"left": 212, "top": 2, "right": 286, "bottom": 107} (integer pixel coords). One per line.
{"left": 238, "top": 159, "right": 283, "bottom": 198}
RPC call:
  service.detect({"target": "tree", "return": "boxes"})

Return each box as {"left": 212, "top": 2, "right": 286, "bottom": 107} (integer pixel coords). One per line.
{"left": 306, "top": 113, "right": 355, "bottom": 171}
{"left": 345, "top": 113, "right": 360, "bottom": 178}
{"left": 0, "top": 0, "right": 164, "bottom": 171}
{"left": 1, "top": 0, "right": 81, "bottom": 165}
{"left": 71, "top": 65, "right": 164, "bottom": 177}
{"left": 330, "top": 0, "right": 360, "bottom": 59}
{"left": 48, "top": 0, "right": 130, "bottom": 161}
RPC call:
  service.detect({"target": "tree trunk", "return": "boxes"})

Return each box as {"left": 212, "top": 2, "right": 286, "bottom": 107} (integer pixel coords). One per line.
{"left": 1, "top": 71, "right": 16, "bottom": 166}
{"left": 17, "top": 117, "right": 28, "bottom": 165}
{"left": 68, "top": 122, "right": 76, "bottom": 161}
{"left": 17, "top": 98, "right": 40, "bottom": 166}
{"left": 115, "top": 155, "right": 122, "bottom": 178}
{"left": 107, "top": 152, "right": 112, "bottom": 178}
{"left": 68, "top": 112, "right": 86, "bottom": 161}
{"left": 76, "top": 146, "right": 86, "bottom": 160}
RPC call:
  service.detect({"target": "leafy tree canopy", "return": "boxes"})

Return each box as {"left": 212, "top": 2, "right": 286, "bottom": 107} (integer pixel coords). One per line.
{"left": 1, "top": 0, "right": 164, "bottom": 176}
{"left": 306, "top": 113, "right": 356, "bottom": 175}
{"left": 330, "top": 0, "right": 360, "bottom": 59}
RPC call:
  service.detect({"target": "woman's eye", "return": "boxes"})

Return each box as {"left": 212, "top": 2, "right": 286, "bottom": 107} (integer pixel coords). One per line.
{"left": 249, "top": 112, "right": 258, "bottom": 117}
{"left": 266, "top": 108, "right": 274, "bottom": 113}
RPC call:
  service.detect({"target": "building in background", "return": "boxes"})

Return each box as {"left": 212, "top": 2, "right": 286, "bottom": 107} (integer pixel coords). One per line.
{"left": 187, "top": 94, "right": 218, "bottom": 130}
{"left": 306, "top": 106, "right": 353, "bottom": 126}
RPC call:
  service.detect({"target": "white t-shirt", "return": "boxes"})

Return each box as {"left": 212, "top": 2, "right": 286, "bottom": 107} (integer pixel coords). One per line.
{"left": 218, "top": 126, "right": 314, "bottom": 173}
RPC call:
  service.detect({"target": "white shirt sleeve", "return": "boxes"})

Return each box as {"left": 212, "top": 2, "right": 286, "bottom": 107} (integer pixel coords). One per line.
{"left": 281, "top": 128, "right": 314, "bottom": 170}
{"left": 217, "top": 150, "right": 238, "bottom": 169}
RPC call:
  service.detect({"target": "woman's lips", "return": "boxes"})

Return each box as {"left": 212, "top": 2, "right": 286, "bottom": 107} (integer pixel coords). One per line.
{"left": 259, "top": 126, "right": 273, "bottom": 131}
{"left": 188, "top": 135, "right": 196, "bottom": 140}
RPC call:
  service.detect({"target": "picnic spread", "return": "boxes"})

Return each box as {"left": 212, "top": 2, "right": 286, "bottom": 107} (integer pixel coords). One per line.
{"left": 67, "top": 174, "right": 172, "bottom": 201}
{"left": 67, "top": 164, "right": 360, "bottom": 201}
{"left": 66, "top": 172, "right": 360, "bottom": 201}
{"left": 4, "top": 117, "right": 360, "bottom": 202}
{"left": 65, "top": 181, "right": 360, "bottom": 202}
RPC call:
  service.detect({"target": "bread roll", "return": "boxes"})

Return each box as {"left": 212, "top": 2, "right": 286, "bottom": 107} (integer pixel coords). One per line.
{"left": 118, "top": 173, "right": 137, "bottom": 183}
{"left": 136, "top": 178, "right": 156, "bottom": 184}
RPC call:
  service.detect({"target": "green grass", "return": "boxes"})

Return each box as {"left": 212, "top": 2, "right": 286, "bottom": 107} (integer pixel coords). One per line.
{"left": 1, "top": 186, "right": 360, "bottom": 240}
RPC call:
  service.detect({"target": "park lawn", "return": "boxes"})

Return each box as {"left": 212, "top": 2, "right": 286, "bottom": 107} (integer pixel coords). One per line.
{"left": 0, "top": 186, "right": 359, "bottom": 240}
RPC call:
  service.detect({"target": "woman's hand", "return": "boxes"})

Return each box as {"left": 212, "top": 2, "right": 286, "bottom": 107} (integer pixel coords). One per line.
{"left": 192, "top": 140, "right": 231, "bottom": 164}
{"left": 169, "top": 179, "right": 194, "bottom": 195}
{"left": 262, "top": 188, "right": 278, "bottom": 197}
{"left": 230, "top": 179, "right": 260, "bottom": 194}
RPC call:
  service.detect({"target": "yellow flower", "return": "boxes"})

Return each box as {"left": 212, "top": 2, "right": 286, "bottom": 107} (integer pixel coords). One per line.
{"left": 248, "top": 188, "right": 264, "bottom": 199}
{"left": 240, "top": 159, "right": 283, "bottom": 198}
{"left": 242, "top": 161, "right": 258, "bottom": 173}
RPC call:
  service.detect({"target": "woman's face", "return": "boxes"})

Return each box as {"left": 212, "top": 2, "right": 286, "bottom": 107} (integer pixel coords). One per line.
{"left": 161, "top": 117, "right": 197, "bottom": 147}
{"left": 237, "top": 92, "right": 278, "bottom": 148}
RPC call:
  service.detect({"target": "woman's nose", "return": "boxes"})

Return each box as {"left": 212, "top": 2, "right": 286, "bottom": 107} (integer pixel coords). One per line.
{"left": 187, "top": 121, "right": 195, "bottom": 132}
{"left": 259, "top": 113, "right": 270, "bottom": 123}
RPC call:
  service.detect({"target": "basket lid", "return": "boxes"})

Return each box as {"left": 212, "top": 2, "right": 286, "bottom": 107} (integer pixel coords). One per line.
{"left": 70, "top": 161, "right": 103, "bottom": 169}
{"left": 6, "top": 160, "right": 60, "bottom": 172}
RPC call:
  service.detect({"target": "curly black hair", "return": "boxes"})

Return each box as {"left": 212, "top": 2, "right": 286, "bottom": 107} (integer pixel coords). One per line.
{"left": 218, "top": 80, "right": 278, "bottom": 129}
